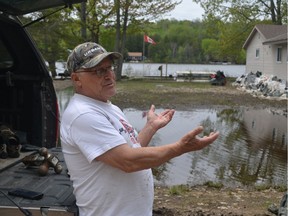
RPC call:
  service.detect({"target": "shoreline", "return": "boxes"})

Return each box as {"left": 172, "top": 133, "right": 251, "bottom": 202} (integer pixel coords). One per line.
{"left": 153, "top": 185, "right": 285, "bottom": 216}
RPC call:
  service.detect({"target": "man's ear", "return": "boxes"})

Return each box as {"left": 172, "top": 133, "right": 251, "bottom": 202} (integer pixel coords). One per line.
{"left": 71, "top": 73, "right": 82, "bottom": 87}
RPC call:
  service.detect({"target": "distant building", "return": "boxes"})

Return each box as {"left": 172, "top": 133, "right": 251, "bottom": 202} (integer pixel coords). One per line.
{"left": 243, "top": 24, "right": 287, "bottom": 81}
{"left": 127, "top": 52, "right": 142, "bottom": 62}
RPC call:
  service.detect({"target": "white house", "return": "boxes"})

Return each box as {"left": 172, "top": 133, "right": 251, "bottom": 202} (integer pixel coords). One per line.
{"left": 127, "top": 52, "right": 143, "bottom": 62}
{"left": 243, "top": 24, "right": 287, "bottom": 81}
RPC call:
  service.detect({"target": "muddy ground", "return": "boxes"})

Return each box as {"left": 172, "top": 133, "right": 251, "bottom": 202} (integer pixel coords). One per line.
{"left": 53, "top": 78, "right": 287, "bottom": 111}
{"left": 53, "top": 79, "right": 287, "bottom": 216}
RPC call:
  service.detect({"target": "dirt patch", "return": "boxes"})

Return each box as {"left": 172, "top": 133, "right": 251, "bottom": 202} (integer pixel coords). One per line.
{"left": 53, "top": 79, "right": 287, "bottom": 216}
{"left": 153, "top": 186, "right": 285, "bottom": 216}
{"left": 52, "top": 79, "right": 287, "bottom": 111}
{"left": 112, "top": 79, "right": 287, "bottom": 112}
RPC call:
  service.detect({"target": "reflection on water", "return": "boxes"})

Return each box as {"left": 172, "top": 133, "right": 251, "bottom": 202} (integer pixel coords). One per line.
{"left": 57, "top": 88, "right": 287, "bottom": 187}
{"left": 124, "top": 108, "right": 287, "bottom": 187}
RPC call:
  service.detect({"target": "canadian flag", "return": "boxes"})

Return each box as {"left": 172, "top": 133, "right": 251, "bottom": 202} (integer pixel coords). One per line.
{"left": 144, "top": 35, "right": 156, "bottom": 45}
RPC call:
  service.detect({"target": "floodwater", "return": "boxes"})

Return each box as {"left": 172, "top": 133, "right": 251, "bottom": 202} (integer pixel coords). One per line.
{"left": 121, "top": 62, "right": 245, "bottom": 78}
{"left": 57, "top": 88, "right": 287, "bottom": 187}
{"left": 56, "top": 62, "right": 245, "bottom": 78}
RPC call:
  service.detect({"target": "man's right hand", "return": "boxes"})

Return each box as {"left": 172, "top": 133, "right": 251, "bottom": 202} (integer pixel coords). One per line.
{"left": 176, "top": 126, "right": 219, "bottom": 153}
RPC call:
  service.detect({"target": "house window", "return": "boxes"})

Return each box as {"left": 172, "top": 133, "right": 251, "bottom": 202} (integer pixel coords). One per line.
{"left": 276, "top": 47, "right": 282, "bottom": 62}
{"left": 256, "top": 48, "right": 260, "bottom": 58}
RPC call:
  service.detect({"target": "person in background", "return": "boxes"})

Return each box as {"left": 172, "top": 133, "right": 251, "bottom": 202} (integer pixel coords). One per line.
{"left": 60, "top": 42, "right": 219, "bottom": 216}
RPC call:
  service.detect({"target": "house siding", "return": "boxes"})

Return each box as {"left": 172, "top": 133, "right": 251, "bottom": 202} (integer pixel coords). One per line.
{"left": 245, "top": 32, "right": 265, "bottom": 74}
{"left": 271, "top": 45, "right": 287, "bottom": 81}
{"left": 262, "top": 43, "right": 274, "bottom": 76}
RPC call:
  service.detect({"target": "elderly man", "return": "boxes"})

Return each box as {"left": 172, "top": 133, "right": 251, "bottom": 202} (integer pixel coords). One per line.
{"left": 60, "top": 42, "right": 219, "bottom": 216}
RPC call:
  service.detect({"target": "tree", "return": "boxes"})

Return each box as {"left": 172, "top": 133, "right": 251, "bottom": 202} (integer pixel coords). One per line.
{"left": 74, "top": 0, "right": 115, "bottom": 43}
{"left": 24, "top": 7, "right": 83, "bottom": 77}
{"left": 202, "top": 38, "right": 220, "bottom": 62}
{"left": 217, "top": 21, "right": 249, "bottom": 64}
{"left": 80, "top": 2, "right": 87, "bottom": 40}
{"left": 147, "top": 20, "right": 206, "bottom": 63}
{"left": 70, "top": 0, "right": 180, "bottom": 79}
{"left": 192, "top": 0, "right": 278, "bottom": 64}
{"left": 193, "top": 0, "right": 287, "bottom": 24}
{"left": 112, "top": 0, "right": 181, "bottom": 79}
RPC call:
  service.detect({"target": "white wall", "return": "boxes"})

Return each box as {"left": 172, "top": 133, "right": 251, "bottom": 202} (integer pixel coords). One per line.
{"left": 245, "top": 32, "right": 265, "bottom": 74}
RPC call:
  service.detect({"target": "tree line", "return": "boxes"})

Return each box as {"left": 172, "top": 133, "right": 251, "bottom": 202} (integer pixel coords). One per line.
{"left": 21, "top": 0, "right": 287, "bottom": 78}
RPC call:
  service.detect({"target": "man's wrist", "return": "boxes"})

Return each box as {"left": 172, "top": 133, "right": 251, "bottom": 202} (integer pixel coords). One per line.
{"left": 146, "top": 122, "right": 157, "bottom": 134}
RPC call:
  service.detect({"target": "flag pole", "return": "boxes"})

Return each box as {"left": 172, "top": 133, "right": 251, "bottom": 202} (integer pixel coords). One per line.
{"left": 142, "top": 35, "right": 145, "bottom": 76}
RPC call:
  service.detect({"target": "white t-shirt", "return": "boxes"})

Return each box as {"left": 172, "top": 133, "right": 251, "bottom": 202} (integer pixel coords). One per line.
{"left": 60, "top": 94, "right": 154, "bottom": 216}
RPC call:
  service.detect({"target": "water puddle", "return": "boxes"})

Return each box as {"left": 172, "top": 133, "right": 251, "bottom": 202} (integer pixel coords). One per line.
{"left": 124, "top": 108, "right": 287, "bottom": 187}
{"left": 57, "top": 89, "right": 287, "bottom": 187}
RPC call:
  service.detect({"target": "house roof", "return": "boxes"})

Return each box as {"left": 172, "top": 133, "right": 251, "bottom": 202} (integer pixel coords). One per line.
{"left": 243, "top": 24, "right": 287, "bottom": 49}
{"left": 263, "top": 32, "right": 287, "bottom": 45}
{"left": 128, "top": 52, "right": 142, "bottom": 57}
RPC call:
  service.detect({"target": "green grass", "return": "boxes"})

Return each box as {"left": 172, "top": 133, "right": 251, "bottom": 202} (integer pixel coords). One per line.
{"left": 204, "top": 181, "right": 224, "bottom": 189}
{"left": 117, "top": 78, "right": 218, "bottom": 89}
{"left": 254, "top": 184, "right": 287, "bottom": 192}
{"left": 168, "top": 185, "right": 190, "bottom": 195}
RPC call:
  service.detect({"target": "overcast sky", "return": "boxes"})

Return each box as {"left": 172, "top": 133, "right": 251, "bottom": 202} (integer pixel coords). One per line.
{"left": 164, "top": 0, "right": 204, "bottom": 21}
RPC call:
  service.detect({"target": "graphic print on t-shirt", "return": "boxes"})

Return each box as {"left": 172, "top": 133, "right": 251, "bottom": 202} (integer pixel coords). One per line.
{"left": 119, "top": 119, "right": 138, "bottom": 144}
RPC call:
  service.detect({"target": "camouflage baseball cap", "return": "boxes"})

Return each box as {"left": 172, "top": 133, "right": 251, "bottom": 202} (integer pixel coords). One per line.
{"left": 66, "top": 42, "right": 122, "bottom": 74}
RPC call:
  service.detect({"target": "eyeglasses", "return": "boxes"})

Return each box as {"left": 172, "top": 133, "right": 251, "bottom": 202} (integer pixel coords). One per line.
{"left": 75, "top": 65, "right": 118, "bottom": 77}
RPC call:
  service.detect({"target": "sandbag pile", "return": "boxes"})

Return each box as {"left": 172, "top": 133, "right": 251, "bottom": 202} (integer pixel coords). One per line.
{"left": 233, "top": 72, "right": 287, "bottom": 100}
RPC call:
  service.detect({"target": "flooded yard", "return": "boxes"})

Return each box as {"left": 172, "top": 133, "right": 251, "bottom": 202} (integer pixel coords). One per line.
{"left": 57, "top": 87, "right": 287, "bottom": 188}
{"left": 124, "top": 108, "right": 287, "bottom": 187}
